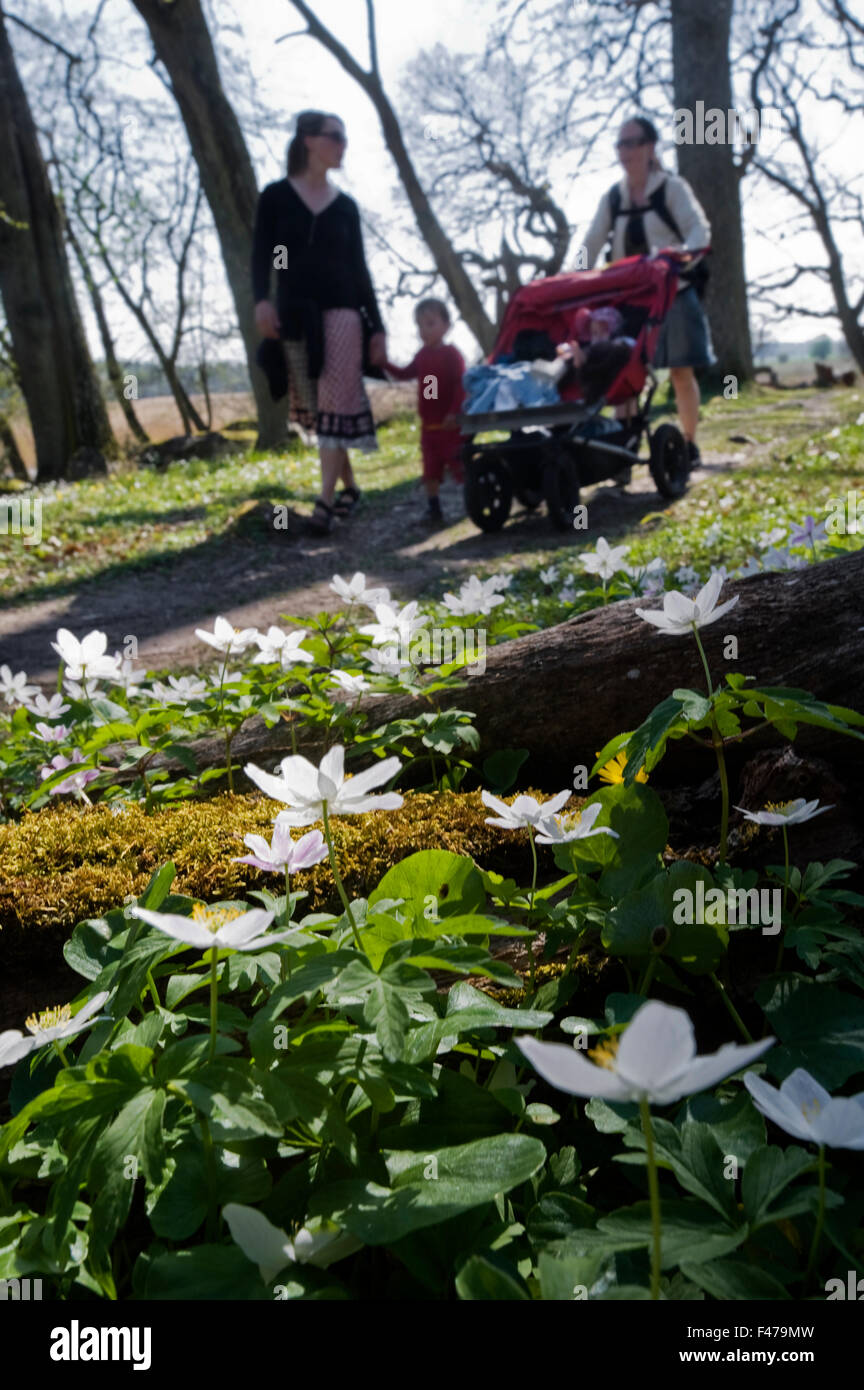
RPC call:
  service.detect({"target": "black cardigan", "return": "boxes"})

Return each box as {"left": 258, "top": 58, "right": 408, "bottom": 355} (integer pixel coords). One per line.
{"left": 252, "top": 180, "right": 384, "bottom": 378}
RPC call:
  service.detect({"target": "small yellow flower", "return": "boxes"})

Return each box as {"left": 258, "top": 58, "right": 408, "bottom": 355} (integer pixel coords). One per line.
{"left": 596, "top": 749, "right": 648, "bottom": 785}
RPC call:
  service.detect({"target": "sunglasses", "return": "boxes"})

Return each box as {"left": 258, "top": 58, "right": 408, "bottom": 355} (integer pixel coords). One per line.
{"left": 616, "top": 137, "right": 648, "bottom": 150}
{"left": 318, "top": 130, "right": 347, "bottom": 144}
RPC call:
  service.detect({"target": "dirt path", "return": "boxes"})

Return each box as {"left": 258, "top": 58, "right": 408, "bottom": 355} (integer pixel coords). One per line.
{"left": 0, "top": 390, "right": 843, "bottom": 683}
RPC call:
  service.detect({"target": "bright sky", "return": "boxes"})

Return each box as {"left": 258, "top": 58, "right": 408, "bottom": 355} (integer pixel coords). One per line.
{"left": 22, "top": 0, "right": 861, "bottom": 369}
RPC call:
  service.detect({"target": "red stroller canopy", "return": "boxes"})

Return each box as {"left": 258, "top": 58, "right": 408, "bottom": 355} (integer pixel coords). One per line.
{"left": 491, "top": 253, "right": 686, "bottom": 405}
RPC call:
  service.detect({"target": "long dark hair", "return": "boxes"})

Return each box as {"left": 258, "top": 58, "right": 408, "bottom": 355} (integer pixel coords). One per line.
{"left": 287, "top": 110, "right": 342, "bottom": 176}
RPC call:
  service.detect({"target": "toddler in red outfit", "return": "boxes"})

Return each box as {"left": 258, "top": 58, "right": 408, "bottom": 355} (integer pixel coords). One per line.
{"left": 385, "top": 298, "right": 465, "bottom": 526}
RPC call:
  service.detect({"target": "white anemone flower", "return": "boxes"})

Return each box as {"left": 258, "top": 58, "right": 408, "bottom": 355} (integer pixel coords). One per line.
{"left": 744, "top": 1068, "right": 864, "bottom": 1150}
{"left": 0, "top": 991, "right": 110, "bottom": 1068}
{"left": 130, "top": 903, "right": 302, "bottom": 953}
{"left": 329, "top": 572, "right": 390, "bottom": 608}
{"left": 32, "top": 722, "right": 69, "bottom": 744}
{"left": 26, "top": 692, "right": 70, "bottom": 719}
{"left": 252, "top": 626, "right": 314, "bottom": 668}
{"left": 735, "top": 798, "right": 833, "bottom": 827}
{"left": 636, "top": 571, "right": 739, "bottom": 636}
{"left": 114, "top": 655, "right": 148, "bottom": 698}
{"left": 441, "top": 574, "right": 506, "bottom": 618}
{"left": 223, "top": 1204, "right": 361, "bottom": 1281}
{"left": 328, "top": 670, "right": 372, "bottom": 700}
{"left": 359, "top": 600, "right": 428, "bottom": 647}
{"left": 534, "top": 802, "right": 620, "bottom": 845}
{"left": 245, "top": 745, "right": 403, "bottom": 826}
{"left": 482, "top": 788, "right": 571, "bottom": 832}
{"left": 148, "top": 675, "right": 209, "bottom": 705}
{"left": 579, "top": 537, "right": 630, "bottom": 581}
{"left": 63, "top": 675, "right": 103, "bottom": 702}
{"left": 518, "top": 999, "right": 773, "bottom": 1105}
{"left": 51, "top": 628, "right": 121, "bottom": 682}
{"left": 233, "top": 825, "right": 328, "bottom": 875}
{"left": 362, "top": 647, "right": 411, "bottom": 678}
{"left": 195, "top": 615, "right": 259, "bottom": 655}
{"left": 758, "top": 525, "right": 787, "bottom": 549}
{"left": 0, "top": 665, "right": 39, "bottom": 708}
{"left": 539, "top": 566, "right": 559, "bottom": 585}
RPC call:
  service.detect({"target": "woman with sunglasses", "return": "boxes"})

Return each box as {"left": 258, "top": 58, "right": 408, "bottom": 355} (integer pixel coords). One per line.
{"left": 577, "top": 116, "right": 713, "bottom": 469}
{"left": 252, "top": 110, "right": 387, "bottom": 534}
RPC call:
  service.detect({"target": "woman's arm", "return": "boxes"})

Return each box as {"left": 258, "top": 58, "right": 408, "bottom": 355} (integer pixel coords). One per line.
{"left": 579, "top": 191, "right": 614, "bottom": 270}
{"left": 347, "top": 199, "right": 385, "bottom": 335}
{"left": 383, "top": 354, "right": 419, "bottom": 381}
{"left": 664, "top": 176, "right": 711, "bottom": 253}
{"left": 251, "top": 182, "right": 279, "bottom": 304}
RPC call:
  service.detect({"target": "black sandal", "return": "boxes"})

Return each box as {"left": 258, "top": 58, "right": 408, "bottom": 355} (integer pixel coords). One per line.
{"left": 333, "top": 485, "right": 361, "bottom": 517}
{"left": 307, "top": 497, "right": 335, "bottom": 535}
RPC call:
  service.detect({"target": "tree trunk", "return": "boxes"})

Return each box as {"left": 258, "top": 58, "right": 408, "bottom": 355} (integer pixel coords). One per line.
{"left": 114, "top": 549, "right": 864, "bottom": 788}
{"left": 65, "top": 222, "right": 150, "bottom": 445}
{"left": 670, "top": 0, "right": 754, "bottom": 384}
{"left": 0, "top": 11, "right": 115, "bottom": 481}
{"left": 128, "top": 0, "right": 288, "bottom": 449}
{"left": 0, "top": 412, "right": 28, "bottom": 478}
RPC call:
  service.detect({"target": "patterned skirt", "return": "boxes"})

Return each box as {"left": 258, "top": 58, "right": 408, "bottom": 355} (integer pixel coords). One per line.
{"left": 282, "top": 307, "right": 378, "bottom": 451}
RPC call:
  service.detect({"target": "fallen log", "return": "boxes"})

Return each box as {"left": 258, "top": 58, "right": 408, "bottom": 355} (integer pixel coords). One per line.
{"left": 107, "top": 549, "right": 864, "bottom": 789}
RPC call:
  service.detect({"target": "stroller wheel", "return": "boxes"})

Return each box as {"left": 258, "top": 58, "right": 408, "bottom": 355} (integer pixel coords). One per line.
{"left": 649, "top": 423, "right": 690, "bottom": 499}
{"left": 465, "top": 453, "right": 513, "bottom": 532}
{"left": 543, "top": 447, "right": 581, "bottom": 530}
{"left": 514, "top": 485, "right": 543, "bottom": 511}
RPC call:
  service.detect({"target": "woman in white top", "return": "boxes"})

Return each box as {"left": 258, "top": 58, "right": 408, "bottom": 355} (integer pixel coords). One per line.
{"left": 579, "top": 116, "right": 713, "bottom": 463}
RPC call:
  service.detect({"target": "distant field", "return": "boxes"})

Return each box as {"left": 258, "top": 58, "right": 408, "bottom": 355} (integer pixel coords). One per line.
{"left": 9, "top": 381, "right": 417, "bottom": 474}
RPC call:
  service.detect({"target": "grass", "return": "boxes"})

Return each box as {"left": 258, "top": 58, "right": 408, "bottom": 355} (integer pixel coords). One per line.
{"left": 1, "top": 382, "right": 861, "bottom": 619}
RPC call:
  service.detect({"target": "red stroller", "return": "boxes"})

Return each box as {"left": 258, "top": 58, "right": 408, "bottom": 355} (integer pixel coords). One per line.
{"left": 459, "top": 252, "right": 696, "bottom": 531}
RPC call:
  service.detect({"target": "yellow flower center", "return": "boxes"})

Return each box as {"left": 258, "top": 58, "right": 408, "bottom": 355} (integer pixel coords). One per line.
{"left": 801, "top": 1098, "right": 821, "bottom": 1121}
{"left": 589, "top": 1038, "right": 620, "bottom": 1071}
{"left": 764, "top": 800, "right": 793, "bottom": 814}
{"left": 26, "top": 1003, "right": 72, "bottom": 1035}
{"left": 191, "top": 903, "right": 243, "bottom": 935}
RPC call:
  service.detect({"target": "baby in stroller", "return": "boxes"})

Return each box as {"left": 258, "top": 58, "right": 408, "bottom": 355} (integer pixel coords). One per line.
{"left": 557, "top": 306, "right": 637, "bottom": 404}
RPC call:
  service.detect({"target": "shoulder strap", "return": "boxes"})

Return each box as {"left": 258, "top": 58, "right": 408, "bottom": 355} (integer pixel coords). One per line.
{"left": 648, "top": 180, "right": 684, "bottom": 242}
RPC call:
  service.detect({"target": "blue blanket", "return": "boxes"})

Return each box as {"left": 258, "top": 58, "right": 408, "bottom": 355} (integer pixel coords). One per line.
{"left": 463, "top": 361, "right": 561, "bottom": 415}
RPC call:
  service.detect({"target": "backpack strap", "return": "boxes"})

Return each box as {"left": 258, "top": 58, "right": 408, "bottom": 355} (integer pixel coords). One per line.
{"left": 606, "top": 178, "right": 684, "bottom": 249}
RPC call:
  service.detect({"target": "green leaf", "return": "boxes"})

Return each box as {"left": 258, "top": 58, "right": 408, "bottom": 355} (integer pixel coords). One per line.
{"left": 596, "top": 1200, "right": 747, "bottom": 1266}
{"left": 620, "top": 696, "right": 690, "bottom": 781}
{"left": 311, "top": 1135, "right": 546, "bottom": 1245}
{"left": 455, "top": 1253, "right": 531, "bottom": 1300}
{"left": 369, "top": 850, "right": 485, "bottom": 925}
{"left": 741, "top": 1145, "right": 817, "bottom": 1228}
{"left": 604, "top": 861, "right": 727, "bottom": 973}
{"left": 363, "top": 978, "right": 410, "bottom": 1062}
{"left": 679, "top": 1257, "right": 792, "bottom": 1300}
{"left": 481, "top": 748, "right": 530, "bottom": 794}
{"left": 756, "top": 978, "right": 864, "bottom": 1087}
{"left": 169, "top": 1061, "right": 282, "bottom": 1141}
{"left": 143, "top": 1244, "right": 267, "bottom": 1300}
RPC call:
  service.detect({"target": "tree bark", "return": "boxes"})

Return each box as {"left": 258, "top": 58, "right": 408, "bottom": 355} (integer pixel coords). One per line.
{"left": 0, "top": 10, "right": 115, "bottom": 481}
{"left": 65, "top": 221, "right": 150, "bottom": 445}
{"left": 0, "top": 412, "right": 27, "bottom": 478}
{"left": 128, "top": 0, "right": 288, "bottom": 448}
{"left": 669, "top": 0, "right": 754, "bottom": 384}
{"left": 119, "top": 549, "right": 864, "bottom": 787}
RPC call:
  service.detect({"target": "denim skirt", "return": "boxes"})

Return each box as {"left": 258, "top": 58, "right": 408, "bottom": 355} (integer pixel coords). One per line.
{"left": 653, "top": 285, "right": 715, "bottom": 369}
